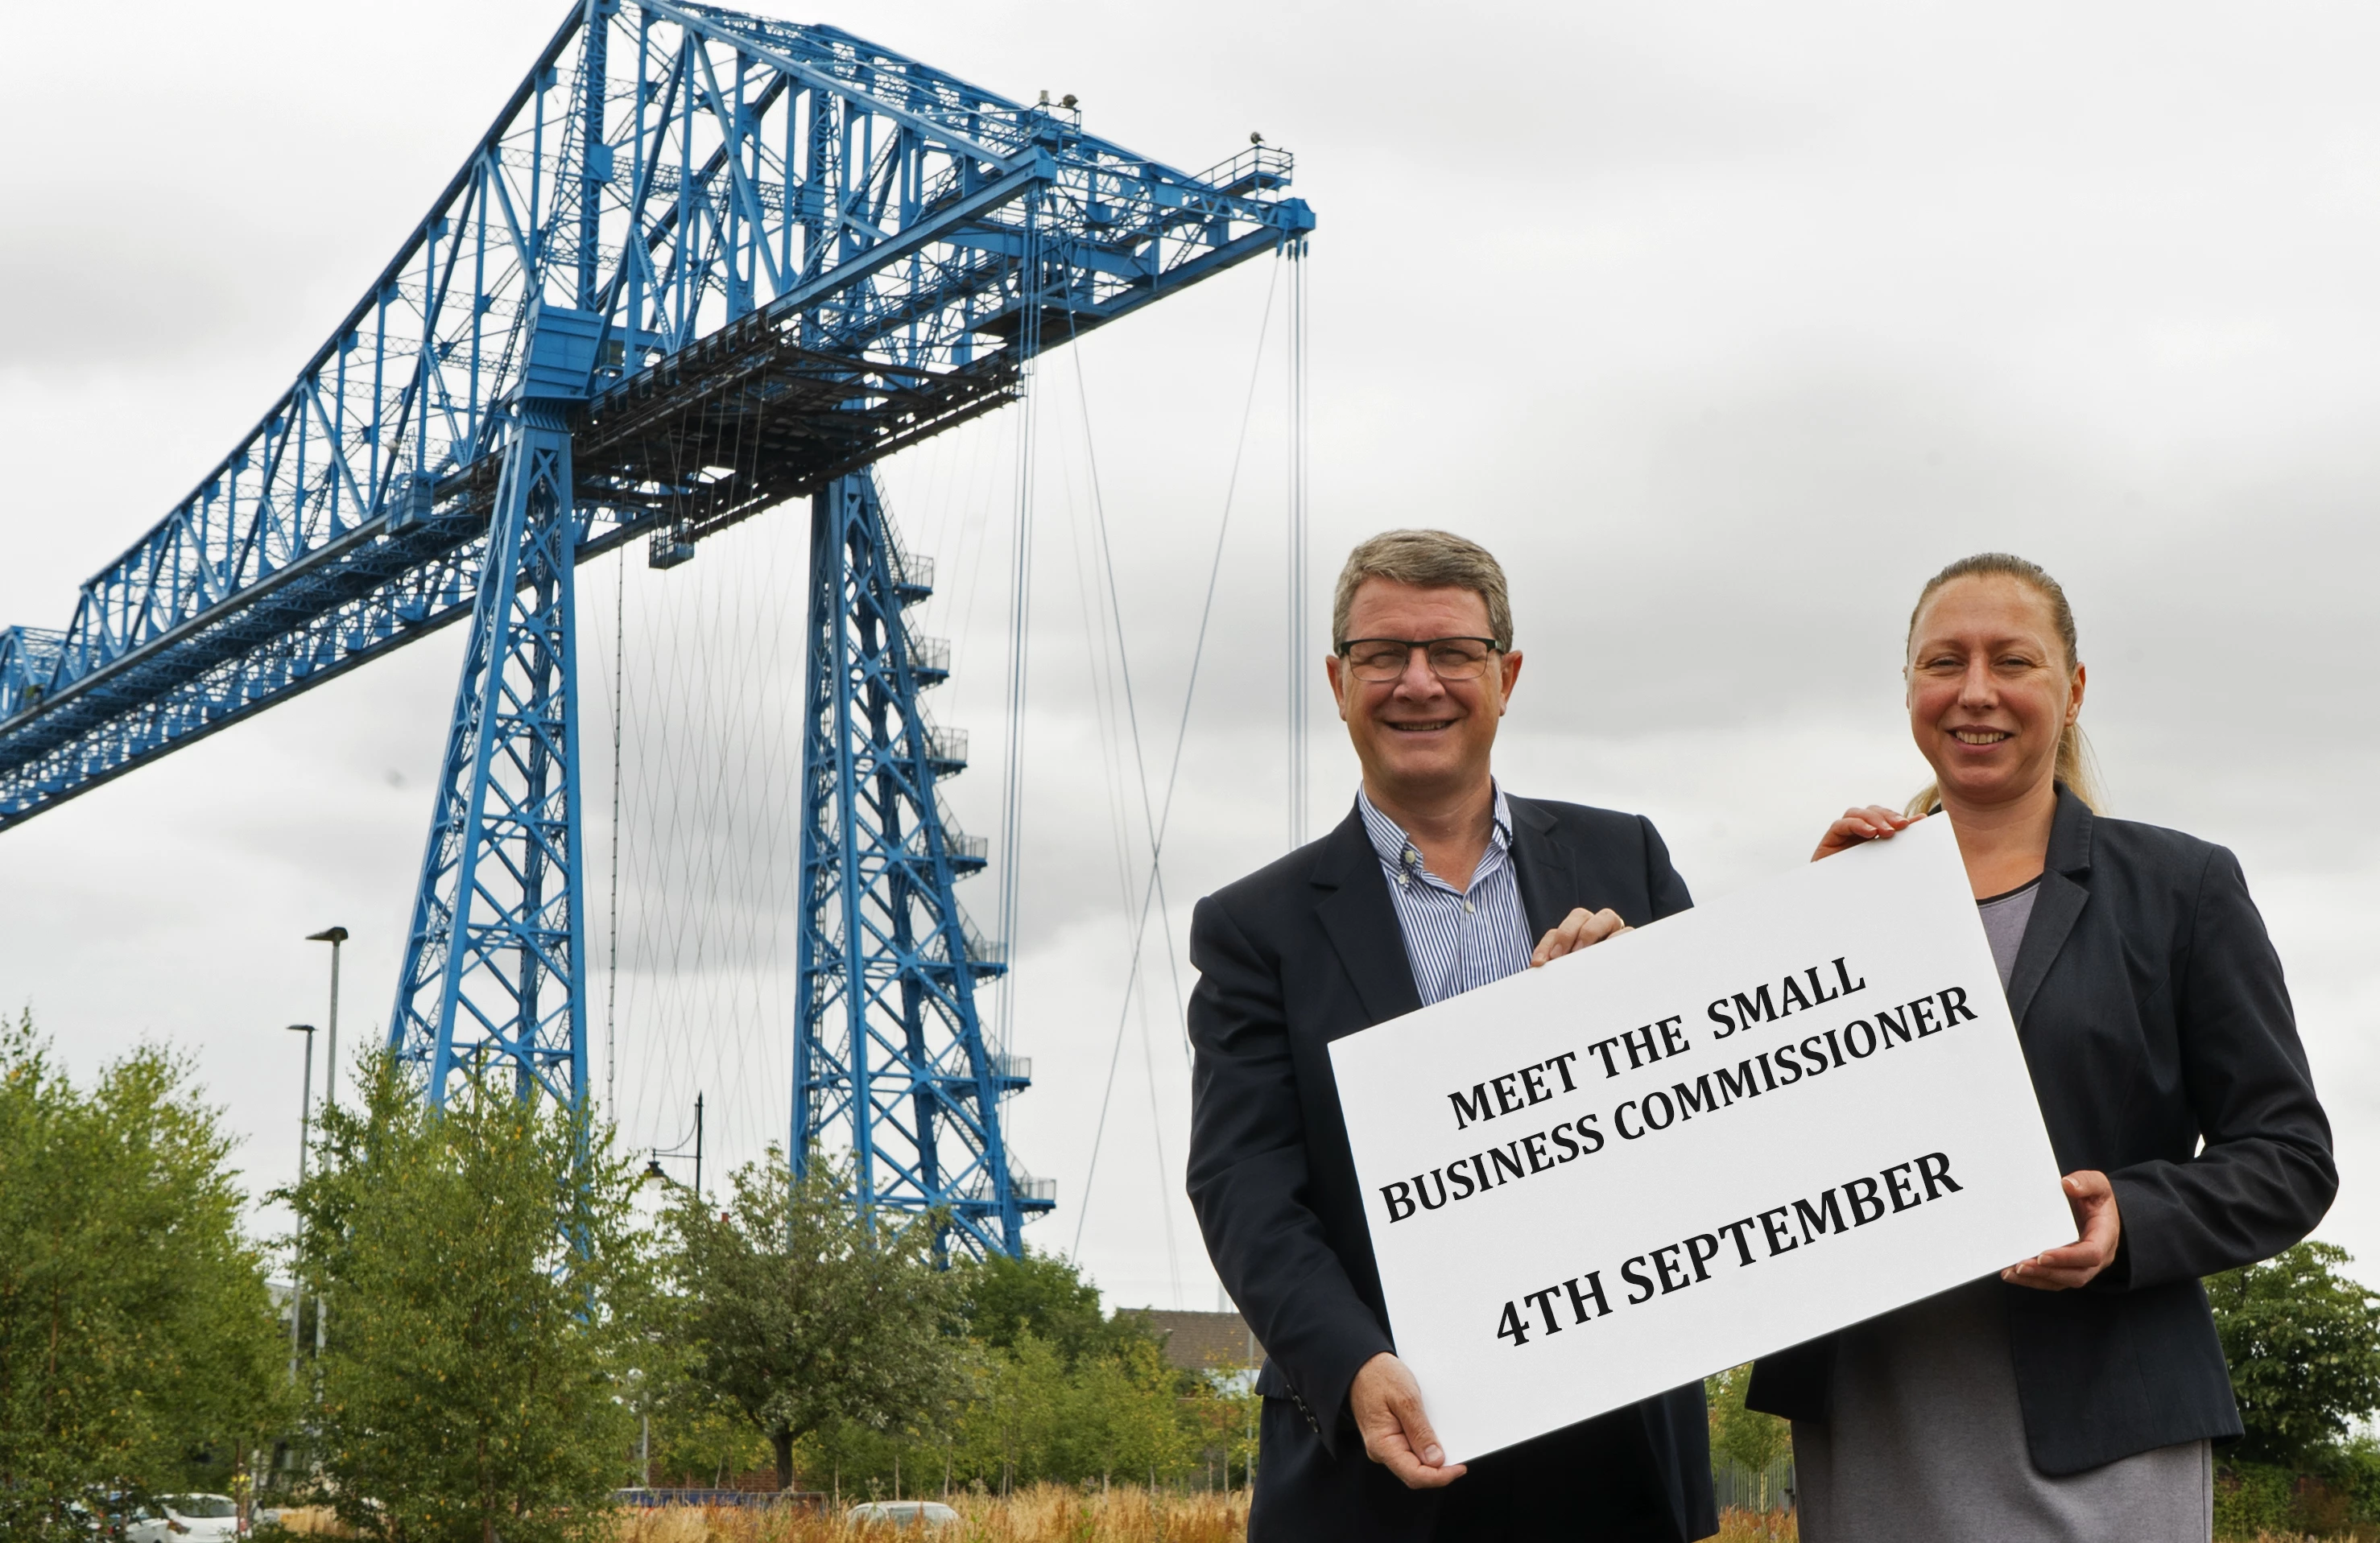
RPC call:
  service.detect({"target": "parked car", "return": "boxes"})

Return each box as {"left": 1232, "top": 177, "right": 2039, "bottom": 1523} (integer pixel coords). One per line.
{"left": 124, "top": 1494, "right": 244, "bottom": 1541}
{"left": 845, "top": 1500, "right": 960, "bottom": 1531}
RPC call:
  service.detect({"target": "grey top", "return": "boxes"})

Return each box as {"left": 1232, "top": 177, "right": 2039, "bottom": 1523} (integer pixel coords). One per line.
{"left": 1787, "top": 869, "right": 2213, "bottom": 1542}
{"left": 1977, "top": 877, "right": 2041, "bottom": 989}
{"left": 1793, "top": 1280, "right": 2211, "bottom": 1541}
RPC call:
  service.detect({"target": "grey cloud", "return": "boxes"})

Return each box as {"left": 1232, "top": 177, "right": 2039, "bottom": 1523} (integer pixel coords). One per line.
{"left": 2, "top": 0, "right": 2376, "bottom": 1308}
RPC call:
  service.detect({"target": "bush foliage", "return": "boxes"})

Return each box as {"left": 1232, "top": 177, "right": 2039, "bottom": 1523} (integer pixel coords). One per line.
{"left": 2208, "top": 1240, "right": 2380, "bottom": 1466}
{"left": 0, "top": 1013, "right": 289, "bottom": 1541}
{"left": 657, "top": 1150, "right": 961, "bottom": 1490}
{"left": 287, "top": 1054, "right": 651, "bottom": 1543}
{"left": 645, "top": 1219, "right": 1255, "bottom": 1500}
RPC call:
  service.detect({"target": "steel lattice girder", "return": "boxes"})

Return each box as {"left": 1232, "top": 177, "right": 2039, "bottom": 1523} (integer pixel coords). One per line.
{"left": 390, "top": 402, "right": 588, "bottom": 1108}
{"left": 0, "top": 0, "right": 1311, "bottom": 830}
{"left": 796, "top": 471, "right": 1041, "bottom": 1256}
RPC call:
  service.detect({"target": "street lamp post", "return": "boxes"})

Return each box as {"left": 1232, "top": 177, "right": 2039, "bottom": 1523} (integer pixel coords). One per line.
{"left": 637, "top": 1093, "right": 702, "bottom": 1495}
{"left": 286, "top": 1022, "right": 316, "bottom": 1387}
{"left": 305, "top": 928, "right": 345, "bottom": 1366}
{"left": 306, "top": 928, "right": 348, "bottom": 1111}
{"left": 642, "top": 1093, "right": 704, "bottom": 1202}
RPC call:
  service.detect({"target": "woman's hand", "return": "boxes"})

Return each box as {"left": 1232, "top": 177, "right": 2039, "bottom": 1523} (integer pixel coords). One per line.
{"left": 2002, "top": 1170, "right": 2122, "bottom": 1291}
{"left": 1813, "top": 805, "right": 1915, "bottom": 862}
{"left": 1531, "top": 907, "right": 1630, "bottom": 967}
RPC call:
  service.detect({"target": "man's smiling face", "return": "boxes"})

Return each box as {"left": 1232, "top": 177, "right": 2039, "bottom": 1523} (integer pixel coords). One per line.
{"left": 1327, "top": 579, "right": 1522, "bottom": 807}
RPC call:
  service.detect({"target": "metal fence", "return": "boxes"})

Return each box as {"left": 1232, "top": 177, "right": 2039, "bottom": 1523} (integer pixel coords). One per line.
{"left": 1713, "top": 1454, "right": 1796, "bottom": 1514}
{"left": 611, "top": 1487, "right": 825, "bottom": 1510}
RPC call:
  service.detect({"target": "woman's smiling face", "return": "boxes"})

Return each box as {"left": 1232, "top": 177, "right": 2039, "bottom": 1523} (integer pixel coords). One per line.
{"left": 1905, "top": 574, "right": 2085, "bottom": 811}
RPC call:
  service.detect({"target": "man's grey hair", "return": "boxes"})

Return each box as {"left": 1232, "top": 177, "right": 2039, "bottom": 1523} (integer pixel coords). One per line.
{"left": 1331, "top": 529, "right": 1514, "bottom": 650}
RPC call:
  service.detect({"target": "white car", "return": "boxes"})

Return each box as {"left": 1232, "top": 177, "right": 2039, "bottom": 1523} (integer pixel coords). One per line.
{"left": 845, "top": 1500, "right": 960, "bottom": 1531}
{"left": 125, "top": 1495, "right": 244, "bottom": 1541}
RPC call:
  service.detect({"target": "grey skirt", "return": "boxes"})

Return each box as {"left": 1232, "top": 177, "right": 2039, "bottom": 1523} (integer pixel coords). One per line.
{"left": 1791, "top": 1277, "right": 2212, "bottom": 1543}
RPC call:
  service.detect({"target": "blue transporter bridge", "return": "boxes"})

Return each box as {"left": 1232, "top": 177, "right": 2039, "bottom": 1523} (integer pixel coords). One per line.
{"left": 0, "top": 0, "right": 1312, "bottom": 1256}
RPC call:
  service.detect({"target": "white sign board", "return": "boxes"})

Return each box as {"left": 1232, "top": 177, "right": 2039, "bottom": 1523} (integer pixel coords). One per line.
{"left": 1328, "top": 816, "right": 2072, "bottom": 1463}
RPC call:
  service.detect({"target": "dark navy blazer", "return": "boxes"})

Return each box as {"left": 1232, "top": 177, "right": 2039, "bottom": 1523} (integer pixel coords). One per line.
{"left": 1749, "top": 786, "right": 2337, "bottom": 1474}
{"left": 1187, "top": 794, "right": 1719, "bottom": 1542}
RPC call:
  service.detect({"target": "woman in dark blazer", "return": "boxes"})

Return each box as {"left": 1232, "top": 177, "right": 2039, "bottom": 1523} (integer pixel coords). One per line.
{"left": 1746, "top": 553, "right": 2335, "bottom": 1542}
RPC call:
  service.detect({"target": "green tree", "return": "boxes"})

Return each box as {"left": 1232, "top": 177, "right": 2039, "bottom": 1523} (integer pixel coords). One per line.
{"left": 733, "top": 1246, "right": 1243, "bottom": 1500}
{"left": 289, "top": 1054, "right": 649, "bottom": 1543}
{"left": 952, "top": 1332, "right": 1065, "bottom": 1493}
{"left": 955, "top": 1248, "right": 1156, "bottom": 1368}
{"left": 948, "top": 1250, "right": 1215, "bottom": 1490}
{"left": 1704, "top": 1363, "right": 1788, "bottom": 1475}
{"left": 1063, "top": 1337, "right": 1197, "bottom": 1486}
{"left": 1704, "top": 1362, "right": 1790, "bottom": 1514}
{"left": 0, "top": 1013, "right": 290, "bottom": 1541}
{"left": 2208, "top": 1241, "right": 2380, "bottom": 1464}
{"left": 634, "top": 1366, "right": 771, "bottom": 1488}
{"left": 664, "top": 1149, "right": 961, "bottom": 1491}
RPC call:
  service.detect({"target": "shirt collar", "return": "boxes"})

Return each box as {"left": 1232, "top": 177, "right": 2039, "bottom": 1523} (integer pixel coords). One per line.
{"left": 1357, "top": 783, "right": 1513, "bottom": 887}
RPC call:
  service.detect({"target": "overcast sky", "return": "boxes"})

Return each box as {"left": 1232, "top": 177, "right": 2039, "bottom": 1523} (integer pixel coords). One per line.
{"left": 2, "top": 1, "right": 2376, "bottom": 1314}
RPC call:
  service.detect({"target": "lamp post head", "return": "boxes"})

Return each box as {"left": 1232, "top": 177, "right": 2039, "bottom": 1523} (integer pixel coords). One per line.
{"left": 287, "top": 1023, "right": 316, "bottom": 1036}
{"left": 308, "top": 926, "right": 349, "bottom": 944}
{"left": 643, "top": 1157, "right": 668, "bottom": 1184}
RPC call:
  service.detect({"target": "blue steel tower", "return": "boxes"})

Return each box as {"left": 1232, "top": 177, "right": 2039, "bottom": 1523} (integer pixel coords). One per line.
{"left": 800, "top": 472, "right": 1044, "bottom": 1252}
{"left": 389, "top": 349, "right": 595, "bottom": 1108}
{"left": 0, "top": 0, "right": 1311, "bottom": 1256}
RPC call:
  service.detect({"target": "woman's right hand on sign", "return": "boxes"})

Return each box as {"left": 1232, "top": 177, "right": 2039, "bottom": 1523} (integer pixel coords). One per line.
{"left": 1813, "top": 805, "right": 1916, "bottom": 862}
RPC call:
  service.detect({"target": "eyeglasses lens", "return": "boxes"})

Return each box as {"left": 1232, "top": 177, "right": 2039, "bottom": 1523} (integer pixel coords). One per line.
{"left": 1346, "top": 642, "right": 1492, "bottom": 682}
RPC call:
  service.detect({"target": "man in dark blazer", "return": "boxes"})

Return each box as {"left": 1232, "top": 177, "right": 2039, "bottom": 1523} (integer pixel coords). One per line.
{"left": 1185, "top": 530, "right": 1718, "bottom": 1542}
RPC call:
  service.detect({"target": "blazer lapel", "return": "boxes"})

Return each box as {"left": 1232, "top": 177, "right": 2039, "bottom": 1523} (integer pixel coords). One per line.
{"left": 2006, "top": 786, "right": 2096, "bottom": 1029}
{"left": 1506, "top": 794, "right": 1575, "bottom": 938}
{"left": 1312, "top": 806, "right": 1423, "bottom": 1029}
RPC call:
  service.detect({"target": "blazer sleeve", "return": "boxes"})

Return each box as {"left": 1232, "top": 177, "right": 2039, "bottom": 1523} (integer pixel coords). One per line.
{"left": 2102, "top": 845, "right": 2337, "bottom": 1291}
{"left": 1185, "top": 891, "right": 1394, "bottom": 1455}
{"left": 1641, "top": 814, "right": 1694, "bottom": 921}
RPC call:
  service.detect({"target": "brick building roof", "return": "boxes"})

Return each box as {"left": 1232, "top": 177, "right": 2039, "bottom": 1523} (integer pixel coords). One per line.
{"left": 1123, "top": 1308, "right": 1266, "bottom": 1374}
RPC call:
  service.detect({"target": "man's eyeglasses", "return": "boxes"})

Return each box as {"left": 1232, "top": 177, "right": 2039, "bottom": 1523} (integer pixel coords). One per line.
{"left": 1337, "top": 637, "right": 1502, "bottom": 683}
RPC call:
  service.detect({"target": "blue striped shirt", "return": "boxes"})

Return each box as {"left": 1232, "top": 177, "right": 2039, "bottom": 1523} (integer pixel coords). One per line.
{"left": 1357, "top": 786, "right": 1534, "bottom": 1007}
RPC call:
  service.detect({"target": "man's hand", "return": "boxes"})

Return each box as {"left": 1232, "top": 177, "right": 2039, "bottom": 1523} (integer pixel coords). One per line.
{"left": 2002, "top": 1170, "right": 2122, "bottom": 1291}
{"left": 1531, "top": 907, "right": 1630, "bottom": 967}
{"left": 1350, "top": 1351, "right": 1467, "bottom": 1488}
{"left": 1813, "top": 805, "right": 1915, "bottom": 862}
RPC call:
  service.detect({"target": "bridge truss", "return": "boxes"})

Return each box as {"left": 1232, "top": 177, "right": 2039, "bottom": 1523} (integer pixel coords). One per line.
{"left": 0, "top": 0, "right": 1310, "bottom": 1256}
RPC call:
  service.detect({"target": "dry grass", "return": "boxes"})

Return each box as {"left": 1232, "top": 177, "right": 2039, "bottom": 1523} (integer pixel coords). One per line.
{"left": 270, "top": 1488, "right": 1250, "bottom": 1541}
{"left": 274, "top": 1496, "right": 2374, "bottom": 1543}
{"left": 610, "top": 1494, "right": 1800, "bottom": 1541}
{"left": 611, "top": 1487, "right": 1248, "bottom": 1542}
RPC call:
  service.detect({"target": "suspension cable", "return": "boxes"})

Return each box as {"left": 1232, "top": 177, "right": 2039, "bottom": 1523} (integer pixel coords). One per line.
{"left": 1073, "top": 256, "right": 1283, "bottom": 1260}
{"left": 606, "top": 545, "right": 625, "bottom": 1114}
{"left": 1067, "top": 332, "right": 1192, "bottom": 1066}
{"left": 1286, "top": 237, "right": 1312, "bottom": 849}
{"left": 993, "top": 198, "right": 1046, "bottom": 1054}
{"left": 1064, "top": 323, "right": 1190, "bottom": 1303}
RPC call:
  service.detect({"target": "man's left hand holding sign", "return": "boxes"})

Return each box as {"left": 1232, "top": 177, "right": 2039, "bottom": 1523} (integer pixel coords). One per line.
{"left": 1184, "top": 530, "right": 1720, "bottom": 1543}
